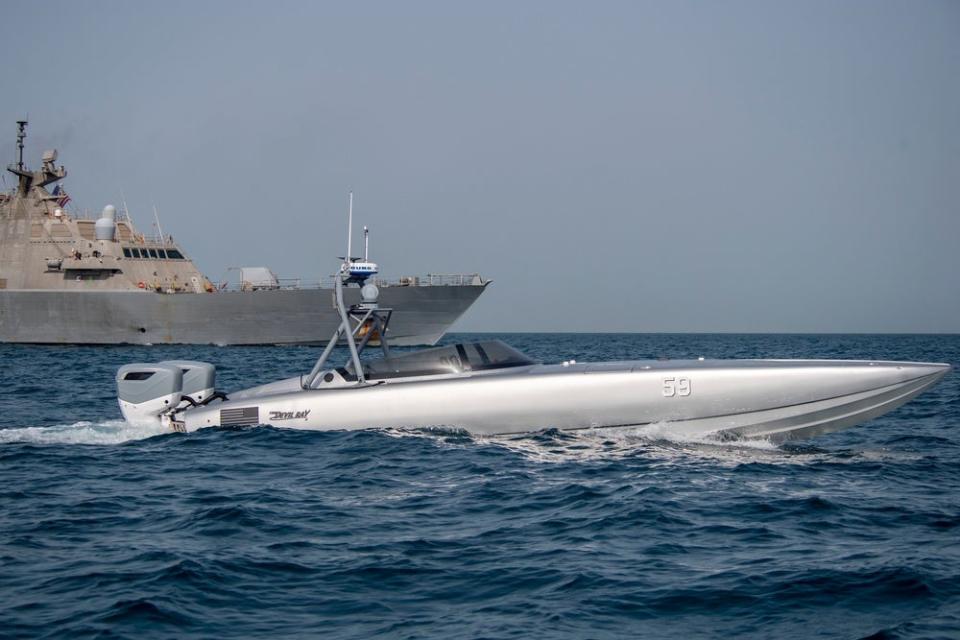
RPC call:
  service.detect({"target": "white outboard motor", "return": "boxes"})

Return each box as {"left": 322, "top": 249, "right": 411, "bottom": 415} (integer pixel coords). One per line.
{"left": 160, "top": 360, "right": 216, "bottom": 405}
{"left": 117, "top": 363, "right": 183, "bottom": 427}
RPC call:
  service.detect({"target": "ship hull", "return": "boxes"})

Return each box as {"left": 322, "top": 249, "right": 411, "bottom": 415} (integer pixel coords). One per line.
{"left": 174, "top": 359, "right": 951, "bottom": 443}
{"left": 0, "top": 284, "right": 486, "bottom": 345}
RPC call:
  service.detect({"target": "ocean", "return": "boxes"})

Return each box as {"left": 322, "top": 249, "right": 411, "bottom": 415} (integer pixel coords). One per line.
{"left": 1, "top": 333, "right": 958, "bottom": 639}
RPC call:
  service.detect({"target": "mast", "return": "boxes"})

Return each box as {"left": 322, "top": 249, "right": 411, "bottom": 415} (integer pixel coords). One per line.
{"left": 346, "top": 192, "right": 353, "bottom": 264}
{"left": 153, "top": 204, "right": 165, "bottom": 243}
{"left": 303, "top": 200, "right": 392, "bottom": 389}
{"left": 15, "top": 120, "right": 26, "bottom": 171}
{"left": 121, "top": 191, "right": 134, "bottom": 225}
{"left": 7, "top": 120, "right": 66, "bottom": 195}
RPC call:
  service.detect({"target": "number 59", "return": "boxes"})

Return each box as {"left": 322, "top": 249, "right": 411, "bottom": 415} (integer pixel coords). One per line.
{"left": 662, "top": 377, "right": 691, "bottom": 397}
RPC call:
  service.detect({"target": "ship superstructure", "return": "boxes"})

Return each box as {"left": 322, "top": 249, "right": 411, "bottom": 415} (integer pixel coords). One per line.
{"left": 0, "top": 122, "right": 488, "bottom": 345}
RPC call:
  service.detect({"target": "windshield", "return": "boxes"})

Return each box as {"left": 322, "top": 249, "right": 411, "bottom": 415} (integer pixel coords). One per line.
{"left": 342, "top": 340, "right": 535, "bottom": 380}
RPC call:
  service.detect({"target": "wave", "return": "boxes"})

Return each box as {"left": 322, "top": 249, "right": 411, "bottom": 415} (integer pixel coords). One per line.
{"left": 0, "top": 418, "right": 927, "bottom": 472}
{"left": 374, "top": 422, "right": 799, "bottom": 467}
{"left": 485, "top": 424, "right": 794, "bottom": 465}
{"left": 0, "top": 420, "right": 169, "bottom": 445}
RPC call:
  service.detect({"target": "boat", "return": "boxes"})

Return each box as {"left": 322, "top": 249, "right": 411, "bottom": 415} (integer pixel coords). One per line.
{"left": 115, "top": 243, "right": 951, "bottom": 443}
{"left": 0, "top": 121, "right": 488, "bottom": 345}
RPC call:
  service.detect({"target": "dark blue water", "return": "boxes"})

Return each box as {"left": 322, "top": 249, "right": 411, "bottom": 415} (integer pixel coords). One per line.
{"left": 2, "top": 334, "right": 959, "bottom": 639}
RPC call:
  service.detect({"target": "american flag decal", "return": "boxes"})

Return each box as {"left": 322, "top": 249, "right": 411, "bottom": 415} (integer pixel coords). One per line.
{"left": 220, "top": 406, "right": 260, "bottom": 426}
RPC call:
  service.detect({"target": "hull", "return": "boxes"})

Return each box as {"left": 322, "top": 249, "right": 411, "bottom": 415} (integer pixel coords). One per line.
{"left": 177, "top": 359, "right": 951, "bottom": 442}
{"left": 0, "top": 285, "right": 486, "bottom": 346}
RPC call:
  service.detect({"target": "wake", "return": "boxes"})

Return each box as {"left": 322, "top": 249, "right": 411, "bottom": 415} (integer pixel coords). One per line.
{"left": 0, "top": 420, "right": 168, "bottom": 445}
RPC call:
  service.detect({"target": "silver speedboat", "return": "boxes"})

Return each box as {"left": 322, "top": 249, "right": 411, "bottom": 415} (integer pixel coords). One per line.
{"left": 115, "top": 232, "right": 951, "bottom": 443}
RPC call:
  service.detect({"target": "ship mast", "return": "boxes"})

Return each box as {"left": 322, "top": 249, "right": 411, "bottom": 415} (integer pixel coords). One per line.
{"left": 7, "top": 120, "right": 67, "bottom": 196}
{"left": 346, "top": 192, "right": 354, "bottom": 264}
{"left": 9, "top": 120, "right": 31, "bottom": 195}
{"left": 15, "top": 120, "right": 26, "bottom": 171}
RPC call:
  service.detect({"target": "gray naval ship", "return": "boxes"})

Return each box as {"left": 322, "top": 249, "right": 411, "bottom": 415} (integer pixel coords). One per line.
{"left": 0, "top": 122, "right": 488, "bottom": 345}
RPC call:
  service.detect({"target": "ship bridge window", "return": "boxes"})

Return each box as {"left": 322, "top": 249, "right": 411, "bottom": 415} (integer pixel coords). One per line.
{"left": 123, "top": 248, "right": 132, "bottom": 258}
{"left": 340, "top": 340, "right": 536, "bottom": 381}
{"left": 148, "top": 249, "right": 159, "bottom": 259}
{"left": 156, "top": 249, "right": 168, "bottom": 259}
{"left": 166, "top": 249, "right": 184, "bottom": 260}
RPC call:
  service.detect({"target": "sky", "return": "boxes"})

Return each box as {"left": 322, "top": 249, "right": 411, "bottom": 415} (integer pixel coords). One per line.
{"left": 2, "top": 1, "right": 958, "bottom": 332}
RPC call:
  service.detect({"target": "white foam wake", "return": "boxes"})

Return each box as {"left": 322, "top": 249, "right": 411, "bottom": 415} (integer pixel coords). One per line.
{"left": 0, "top": 420, "right": 169, "bottom": 445}
{"left": 479, "top": 423, "right": 788, "bottom": 465}
{"left": 376, "top": 422, "right": 785, "bottom": 464}
{"left": 623, "top": 422, "right": 780, "bottom": 450}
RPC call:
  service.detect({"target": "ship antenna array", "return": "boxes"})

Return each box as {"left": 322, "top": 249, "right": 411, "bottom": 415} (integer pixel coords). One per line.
{"left": 302, "top": 193, "right": 392, "bottom": 389}
{"left": 153, "top": 204, "right": 165, "bottom": 242}
{"left": 15, "top": 120, "right": 27, "bottom": 170}
{"left": 345, "top": 191, "right": 354, "bottom": 267}
{"left": 120, "top": 191, "right": 133, "bottom": 222}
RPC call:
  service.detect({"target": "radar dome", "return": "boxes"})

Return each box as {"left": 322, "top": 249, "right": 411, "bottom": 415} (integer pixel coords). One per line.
{"left": 95, "top": 204, "right": 117, "bottom": 240}
{"left": 361, "top": 283, "right": 379, "bottom": 303}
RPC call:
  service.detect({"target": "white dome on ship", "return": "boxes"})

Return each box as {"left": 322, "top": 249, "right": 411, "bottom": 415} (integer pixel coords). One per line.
{"left": 95, "top": 204, "right": 117, "bottom": 240}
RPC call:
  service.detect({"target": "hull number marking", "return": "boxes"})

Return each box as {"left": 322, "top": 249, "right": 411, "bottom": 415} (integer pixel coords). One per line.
{"left": 662, "top": 377, "right": 692, "bottom": 397}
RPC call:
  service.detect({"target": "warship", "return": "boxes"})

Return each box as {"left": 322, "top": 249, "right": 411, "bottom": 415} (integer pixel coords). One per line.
{"left": 0, "top": 122, "right": 488, "bottom": 345}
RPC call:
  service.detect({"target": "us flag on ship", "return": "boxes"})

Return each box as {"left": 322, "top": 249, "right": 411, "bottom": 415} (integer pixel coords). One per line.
{"left": 51, "top": 184, "right": 70, "bottom": 207}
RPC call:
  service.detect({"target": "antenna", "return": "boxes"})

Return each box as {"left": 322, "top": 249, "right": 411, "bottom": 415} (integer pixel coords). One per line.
{"left": 120, "top": 190, "right": 132, "bottom": 222}
{"left": 364, "top": 226, "right": 369, "bottom": 261}
{"left": 151, "top": 203, "right": 174, "bottom": 290}
{"left": 15, "top": 120, "right": 27, "bottom": 170}
{"left": 346, "top": 192, "right": 354, "bottom": 264}
{"left": 153, "top": 204, "right": 165, "bottom": 243}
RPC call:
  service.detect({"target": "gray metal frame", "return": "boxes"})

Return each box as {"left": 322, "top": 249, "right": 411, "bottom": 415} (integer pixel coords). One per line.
{"left": 303, "top": 273, "right": 394, "bottom": 387}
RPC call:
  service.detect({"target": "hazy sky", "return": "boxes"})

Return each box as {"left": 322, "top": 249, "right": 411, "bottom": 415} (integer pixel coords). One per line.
{"left": 3, "top": 1, "right": 958, "bottom": 332}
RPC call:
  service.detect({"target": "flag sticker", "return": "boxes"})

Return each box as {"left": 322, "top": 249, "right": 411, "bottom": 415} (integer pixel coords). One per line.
{"left": 220, "top": 407, "right": 260, "bottom": 426}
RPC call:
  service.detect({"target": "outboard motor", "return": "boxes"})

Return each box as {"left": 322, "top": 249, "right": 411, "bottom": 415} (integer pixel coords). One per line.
{"left": 160, "top": 360, "right": 216, "bottom": 405}
{"left": 117, "top": 363, "right": 183, "bottom": 427}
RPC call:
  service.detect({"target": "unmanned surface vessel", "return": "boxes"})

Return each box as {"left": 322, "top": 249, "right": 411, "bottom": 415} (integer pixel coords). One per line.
{"left": 116, "top": 241, "right": 951, "bottom": 442}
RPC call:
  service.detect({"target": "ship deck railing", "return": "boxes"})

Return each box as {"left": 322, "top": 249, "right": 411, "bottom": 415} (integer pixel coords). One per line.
{"left": 60, "top": 211, "right": 179, "bottom": 248}
{"left": 134, "top": 234, "right": 175, "bottom": 247}
{"left": 218, "top": 273, "right": 486, "bottom": 292}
